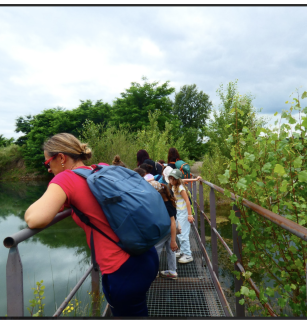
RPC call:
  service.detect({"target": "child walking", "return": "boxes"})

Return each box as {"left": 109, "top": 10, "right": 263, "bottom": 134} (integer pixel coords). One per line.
{"left": 167, "top": 169, "right": 195, "bottom": 264}
{"left": 149, "top": 180, "right": 178, "bottom": 279}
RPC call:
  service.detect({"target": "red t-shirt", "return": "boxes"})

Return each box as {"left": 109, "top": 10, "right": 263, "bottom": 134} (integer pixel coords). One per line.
{"left": 50, "top": 163, "right": 130, "bottom": 274}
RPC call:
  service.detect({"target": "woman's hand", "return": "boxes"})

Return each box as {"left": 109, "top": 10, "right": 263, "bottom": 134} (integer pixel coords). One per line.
{"left": 188, "top": 215, "right": 194, "bottom": 223}
{"left": 196, "top": 176, "right": 202, "bottom": 181}
{"left": 25, "top": 183, "right": 67, "bottom": 229}
{"left": 170, "top": 240, "right": 178, "bottom": 252}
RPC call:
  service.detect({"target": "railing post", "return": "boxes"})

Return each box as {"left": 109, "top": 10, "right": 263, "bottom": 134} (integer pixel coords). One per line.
{"left": 232, "top": 204, "right": 245, "bottom": 317}
{"left": 193, "top": 181, "right": 198, "bottom": 230}
{"left": 199, "top": 182, "right": 205, "bottom": 247}
{"left": 91, "top": 262, "right": 100, "bottom": 316}
{"left": 6, "top": 246, "right": 24, "bottom": 317}
{"left": 210, "top": 187, "right": 219, "bottom": 278}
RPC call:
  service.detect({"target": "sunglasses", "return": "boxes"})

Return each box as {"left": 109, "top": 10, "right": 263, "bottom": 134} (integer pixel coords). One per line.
{"left": 42, "top": 154, "right": 58, "bottom": 169}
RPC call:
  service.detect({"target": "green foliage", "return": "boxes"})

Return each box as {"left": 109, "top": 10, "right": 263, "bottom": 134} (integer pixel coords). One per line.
{"left": 80, "top": 110, "right": 189, "bottom": 169}
{"left": 111, "top": 76, "right": 175, "bottom": 132}
{"left": 27, "top": 280, "right": 46, "bottom": 317}
{"left": 0, "top": 134, "right": 15, "bottom": 147}
{"left": 172, "top": 84, "right": 212, "bottom": 160}
{"left": 0, "top": 144, "right": 24, "bottom": 178}
{"left": 16, "top": 100, "right": 111, "bottom": 172}
{"left": 207, "top": 80, "right": 266, "bottom": 159}
{"left": 135, "top": 110, "right": 189, "bottom": 162}
{"left": 173, "top": 84, "right": 212, "bottom": 131}
{"left": 201, "top": 144, "right": 229, "bottom": 185}
{"left": 221, "top": 89, "right": 307, "bottom": 316}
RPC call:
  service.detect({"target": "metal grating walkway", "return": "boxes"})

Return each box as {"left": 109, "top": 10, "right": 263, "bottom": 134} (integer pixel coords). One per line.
{"left": 146, "top": 226, "right": 226, "bottom": 317}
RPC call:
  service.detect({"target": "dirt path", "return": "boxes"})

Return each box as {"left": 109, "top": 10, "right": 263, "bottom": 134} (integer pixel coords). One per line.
{"left": 191, "top": 161, "right": 203, "bottom": 176}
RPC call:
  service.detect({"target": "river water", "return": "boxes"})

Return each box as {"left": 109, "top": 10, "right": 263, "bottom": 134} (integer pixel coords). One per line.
{"left": 0, "top": 181, "right": 94, "bottom": 317}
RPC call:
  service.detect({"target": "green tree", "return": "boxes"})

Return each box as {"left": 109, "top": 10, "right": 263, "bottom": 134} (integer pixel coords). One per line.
{"left": 172, "top": 84, "right": 212, "bottom": 160}
{"left": 173, "top": 84, "right": 212, "bottom": 131}
{"left": 207, "top": 80, "right": 266, "bottom": 159}
{"left": 15, "top": 115, "right": 34, "bottom": 146}
{"left": 17, "top": 100, "right": 112, "bottom": 171}
{"left": 0, "top": 134, "right": 15, "bottom": 147}
{"left": 110, "top": 77, "right": 175, "bottom": 132}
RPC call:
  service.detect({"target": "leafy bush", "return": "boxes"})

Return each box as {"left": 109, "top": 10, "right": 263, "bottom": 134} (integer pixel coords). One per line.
{"left": 218, "top": 90, "right": 307, "bottom": 316}
{"left": 0, "top": 144, "right": 24, "bottom": 175}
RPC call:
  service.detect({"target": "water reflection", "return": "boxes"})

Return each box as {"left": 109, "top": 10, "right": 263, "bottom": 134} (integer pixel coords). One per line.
{"left": 0, "top": 182, "right": 93, "bottom": 317}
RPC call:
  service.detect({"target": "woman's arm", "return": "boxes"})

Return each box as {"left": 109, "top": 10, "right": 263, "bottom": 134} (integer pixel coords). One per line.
{"left": 170, "top": 216, "right": 178, "bottom": 251}
{"left": 25, "top": 183, "right": 67, "bottom": 229}
{"left": 180, "top": 189, "right": 194, "bottom": 223}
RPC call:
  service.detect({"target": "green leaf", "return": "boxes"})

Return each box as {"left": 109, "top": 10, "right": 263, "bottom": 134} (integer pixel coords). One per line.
{"left": 230, "top": 253, "right": 238, "bottom": 263}
{"left": 274, "top": 112, "right": 278, "bottom": 116}
{"left": 298, "top": 170, "right": 307, "bottom": 182}
{"left": 289, "top": 117, "right": 296, "bottom": 124}
{"left": 302, "top": 118, "right": 307, "bottom": 128}
{"left": 291, "top": 284, "right": 297, "bottom": 290}
{"left": 218, "top": 174, "right": 229, "bottom": 184}
{"left": 237, "top": 178, "right": 247, "bottom": 190}
{"left": 278, "top": 297, "right": 287, "bottom": 308}
{"left": 295, "top": 258, "right": 303, "bottom": 268}
{"left": 293, "top": 156, "right": 302, "bottom": 168}
{"left": 288, "top": 246, "right": 297, "bottom": 253}
{"left": 302, "top": 91, "right": 307, "bottom": 99}
{"left": 256, "top": 181, "right": 265, "bottom": 187}
{"left": 265, "top": 287, "right": 275, "bottom": 297}
{"left": 249, "top": 290, "right": 256, "bottom": 300}
{"left": 274, "top": 164, "right": 286, "bottom": 176}
{"left": 239, "top": 299, "right": 245, "bottom": 305}
{"left": 240, "top": 286, "right": 250, "bottom": 296}
{"left": 224, "top": 189, "right": 231, "bottom": 198}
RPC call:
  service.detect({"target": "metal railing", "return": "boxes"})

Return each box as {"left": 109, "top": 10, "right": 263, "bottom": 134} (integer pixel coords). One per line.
{"left": 187, "top": 176, "right": 307, "bottom": 317}
{"left": 3, "top": 209, "right": 102, "bottom": 317}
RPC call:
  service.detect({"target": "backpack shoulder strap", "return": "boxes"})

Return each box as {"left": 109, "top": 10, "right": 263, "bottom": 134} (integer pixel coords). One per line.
{"left": 70, "top": 204, "right": 117, "bottom": 245}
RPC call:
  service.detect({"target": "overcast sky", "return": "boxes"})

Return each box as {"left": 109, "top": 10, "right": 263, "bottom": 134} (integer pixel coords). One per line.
{"left": 0, "top": 6, "right": 306, "bottom": 139}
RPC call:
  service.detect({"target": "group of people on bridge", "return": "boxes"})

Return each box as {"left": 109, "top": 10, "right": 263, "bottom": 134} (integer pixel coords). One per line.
{"left": 24, "top": 133, "right": 202, "bottom": 317}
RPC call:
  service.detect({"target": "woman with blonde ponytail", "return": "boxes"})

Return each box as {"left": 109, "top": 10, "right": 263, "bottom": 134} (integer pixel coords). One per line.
{"left": 24, "top": 133, "right": 159, "bottom": 317}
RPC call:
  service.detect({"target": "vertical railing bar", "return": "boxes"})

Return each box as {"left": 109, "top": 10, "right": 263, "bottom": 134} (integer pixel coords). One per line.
{"left": 210, "top": 187, "right": 219, "bottom": 279}
{"left": 232, "top": 204, "right": 245, "bottom": 317}
{"left": 91, "top": 259, "right": 100, "bottom": 317}
{"left": 6, "top": 246, "right": 24, "bottom": 317}
{"left": 193, "top": 181, "right": 198, "bottom": 230}
{"left": 199, "top": 182, "right": 205, "bottom": 247}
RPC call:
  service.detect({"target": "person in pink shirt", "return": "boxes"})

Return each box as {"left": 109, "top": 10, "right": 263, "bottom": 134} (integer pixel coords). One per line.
{"left": 24, "top": 133, "right": 159, "bottom": 317}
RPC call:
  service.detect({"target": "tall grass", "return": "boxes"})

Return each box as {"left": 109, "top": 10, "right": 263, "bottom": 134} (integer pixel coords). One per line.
{"left": 80, "top": 111, "right": 190, "bottom": 169}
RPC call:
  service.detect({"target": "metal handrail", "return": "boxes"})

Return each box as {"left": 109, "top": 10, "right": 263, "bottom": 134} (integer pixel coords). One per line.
{"left": 202, "top": 180, "right": 307, "bottom": 242}
{"left": 3, "top": 209, "right": 101, "bottom": 317}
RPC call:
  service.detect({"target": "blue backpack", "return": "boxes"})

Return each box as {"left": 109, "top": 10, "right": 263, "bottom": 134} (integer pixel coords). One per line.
{"left": 71, "top": 165, "right": 171, "bottom": 258}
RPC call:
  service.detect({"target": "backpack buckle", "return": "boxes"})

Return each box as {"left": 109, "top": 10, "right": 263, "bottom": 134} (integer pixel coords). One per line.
{"left": 103, "top": 196, "right": 122, "bottom": 205}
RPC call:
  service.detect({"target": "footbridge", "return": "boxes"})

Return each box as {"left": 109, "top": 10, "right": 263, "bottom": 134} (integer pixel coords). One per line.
{"left": 3, "top": 175, "right": 307, "bottom": 317}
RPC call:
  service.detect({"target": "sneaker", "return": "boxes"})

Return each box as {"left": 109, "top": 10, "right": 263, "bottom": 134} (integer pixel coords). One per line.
{"left": 160, "top": 270, "right": 178, "bottom": 280}
{"left": 175, "top": 249, "right": 182, "bottom": 258}
{"left": 178, "top": 254, "right": 193, "bottom": 264}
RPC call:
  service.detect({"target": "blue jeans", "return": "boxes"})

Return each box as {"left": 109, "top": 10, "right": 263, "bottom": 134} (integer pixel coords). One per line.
{"left": 102, "top": 247, "right": 159, "bottom": 317}
{"left": 154, "top": 233, "right": 177, "bottom": 272}
{"left": 176, "top": 208, "right": 192, "bottom": 256}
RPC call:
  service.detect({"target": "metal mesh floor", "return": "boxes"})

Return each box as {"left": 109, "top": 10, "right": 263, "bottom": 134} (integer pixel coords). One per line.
{"left": 147, "top": 226, "right": 226, "bottom": 317}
